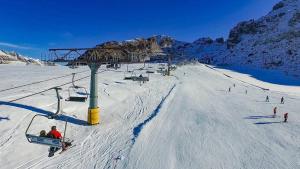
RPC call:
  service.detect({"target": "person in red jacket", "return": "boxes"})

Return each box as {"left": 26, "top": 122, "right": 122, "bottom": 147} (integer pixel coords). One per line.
{"left": 48, "top": 126, "right": 67, "bottom": 150}
{"left": 48, "top": 126, "right": 62, "bottom": 139}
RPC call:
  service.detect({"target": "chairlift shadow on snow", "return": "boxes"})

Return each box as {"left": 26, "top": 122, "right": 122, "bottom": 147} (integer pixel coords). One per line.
{"left": 0, "top": 101, "right": 87, "bottom": 126}
{"left": 0, "top": 116, "right": 10, "bottom": 122}
{"left": 114, "top": 81, "right": 126, "bottom": 85}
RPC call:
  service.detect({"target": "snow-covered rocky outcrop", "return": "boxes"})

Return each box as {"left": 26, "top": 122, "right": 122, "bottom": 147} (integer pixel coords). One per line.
{"left": 222, "top": 0, "right": 300, "bottom": 76}
{"left": 151, "top": 0, "right": 300, "bottom": 77}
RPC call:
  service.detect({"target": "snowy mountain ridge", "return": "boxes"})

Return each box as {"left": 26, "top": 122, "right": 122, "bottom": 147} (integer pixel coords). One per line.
{"left": 154, "top": 0, "right": 300, "bottom": 77}
{"left": 100, "top": 0, "right": 298, "bottom": 77}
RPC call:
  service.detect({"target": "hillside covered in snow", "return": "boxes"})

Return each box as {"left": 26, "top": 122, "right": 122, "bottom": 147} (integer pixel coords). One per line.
{"left": 156, "top": 0, "right": 300, "bottom": 77}
{"left": 0, "top": 63, "right": 299, "bottom": 169}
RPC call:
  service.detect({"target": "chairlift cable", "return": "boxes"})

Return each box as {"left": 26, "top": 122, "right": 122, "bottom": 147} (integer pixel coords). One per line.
{"left": 4, "top": 70, "right": 107, "bottom": 103}
{"left": 0, "top": 70, "right": 89, "bottom": 93}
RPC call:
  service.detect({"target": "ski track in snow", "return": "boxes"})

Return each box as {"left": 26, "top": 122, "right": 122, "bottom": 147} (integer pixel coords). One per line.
{"left": 132, "top": 84, "right": 177, "bottom": 144}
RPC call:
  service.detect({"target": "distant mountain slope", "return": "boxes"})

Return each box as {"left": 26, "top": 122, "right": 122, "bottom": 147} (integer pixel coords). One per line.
{"left": 222, "top": 0, "right": 300, "bottom": 76}
{"left": 82, "top": 0, "right": 299, "bottom": 76}
{"left": 0, "top": 50, "right": 41, "bottom": 65}
{"left": 151, "top": 0, "right": 300, "bottom": 76}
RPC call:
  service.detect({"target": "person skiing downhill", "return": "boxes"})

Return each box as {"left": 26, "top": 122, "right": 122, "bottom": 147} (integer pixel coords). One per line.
{"left": 281, "top": 97, "right": 284, "bottom": 104}
{"left": 273, "top": 107, "right": 277, "bottom": 118}
{"left": 228, "top": 87, "right": 231, "bottom": 92}
{"left": 283, "top": 113, "right": 288, "bottom": 123}
{"left": 266, "top": 96, "right": 269, "bottom": 102}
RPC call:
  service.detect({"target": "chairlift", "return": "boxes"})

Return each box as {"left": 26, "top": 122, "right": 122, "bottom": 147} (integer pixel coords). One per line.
{"left": 124, "top": 72, "right": 133, "bottom": 80}
{"left": 66, "top": 73, "right": 88, "bottom": 102}
{"left": 25, "top": 87, "right": 68, "bottom": 148}
{"left": 25, "top": 114, "right": 68, "bottom": 148}
{"left": 132, "top": 73, "right": 149, "bottom": 82}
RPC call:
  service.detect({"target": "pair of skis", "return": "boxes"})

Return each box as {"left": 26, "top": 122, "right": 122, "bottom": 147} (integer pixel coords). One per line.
{"left": 48, "top": 140, "right": 75, "bottom": 157}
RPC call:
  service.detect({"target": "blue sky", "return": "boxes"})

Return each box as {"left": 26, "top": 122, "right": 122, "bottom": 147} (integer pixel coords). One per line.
{"left": 0, "top": 0, "right": 279, "bottom": 58}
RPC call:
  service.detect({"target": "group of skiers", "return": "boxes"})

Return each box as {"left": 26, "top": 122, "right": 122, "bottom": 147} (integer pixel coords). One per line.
{"left": 267, "top": 96, "right": 288, "bottom": 122}
{"left": 273, "top": 107, "right": 288, "bottom": 123}
{"left": 269, "top": 95, "right": 288, "bottom": 122}
{"left": 228, "top": 83, "right": 289, "bottom": 123}
{"left": 266, "top": 96, "right": 285, "bottom": 104}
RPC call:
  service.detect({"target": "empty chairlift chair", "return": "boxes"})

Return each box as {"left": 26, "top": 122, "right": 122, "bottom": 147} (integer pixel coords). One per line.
{"left": 66, "top": 73, "right": 88, "bottom": 102}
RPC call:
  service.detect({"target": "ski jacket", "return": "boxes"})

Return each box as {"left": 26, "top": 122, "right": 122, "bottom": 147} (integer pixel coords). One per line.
{"left": 49, "top": 130, "right": 62, "bottom": 139}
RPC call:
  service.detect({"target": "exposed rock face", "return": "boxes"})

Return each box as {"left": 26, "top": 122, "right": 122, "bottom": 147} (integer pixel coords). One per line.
{"left": 227, "top": 20, "right": 266, "bottom": 48}
{"left": 80, "top": 37, "right": 163, "bottom": 63}
{"left": 273, "top": 1, "right": 285, "bottom": 11}
{"left": 216, "top": 38, "right": 225, "bottom": 44}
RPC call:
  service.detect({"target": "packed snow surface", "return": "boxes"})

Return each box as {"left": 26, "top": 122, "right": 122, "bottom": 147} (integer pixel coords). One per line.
{"left": 0, "top": 63, "right": 299, "bottom": 169}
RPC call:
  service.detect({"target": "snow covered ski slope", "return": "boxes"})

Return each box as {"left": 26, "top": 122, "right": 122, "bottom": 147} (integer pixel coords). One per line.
{"left": 0, "top": 63, "right": 299, "bottom": 169}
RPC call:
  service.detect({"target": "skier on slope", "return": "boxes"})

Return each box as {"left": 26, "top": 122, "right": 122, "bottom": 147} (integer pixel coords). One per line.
{"left": 266, "top": 96, "right": 269, "bottom": 102}
{"left": 283, "top": 113, "right": 288, "bottom": 123}
{"left": 273, "top": 107, "right": 277, "bottom": 118}
{"left": 228, "top": 87, "right": 231, "bottom": 92}
{"left": 281, "top": 97, "right": 285, "bottom": 104}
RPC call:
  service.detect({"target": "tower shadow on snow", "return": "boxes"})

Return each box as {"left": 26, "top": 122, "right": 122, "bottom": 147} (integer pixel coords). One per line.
{"left": 0, "top": 116, "right": 10, "bottom": 121}
{"left": 0, "top": 101, "right": 87, "bottom": 126}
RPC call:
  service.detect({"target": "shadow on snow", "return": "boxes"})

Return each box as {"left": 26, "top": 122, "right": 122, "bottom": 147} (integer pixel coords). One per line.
{"left": 244, "top": 115, "right": 275, "bottom": 119}
{"left": 0, "top": 101, "right": 87, "bottom": 126}
{"left": 254, "top": 122, "right": 282, "bottom": 125}
{"left": 0, "top": 116, "right": 10, "bottom": 122}
{"left": 214, "top": 65, "right": 300, "bottom": 86}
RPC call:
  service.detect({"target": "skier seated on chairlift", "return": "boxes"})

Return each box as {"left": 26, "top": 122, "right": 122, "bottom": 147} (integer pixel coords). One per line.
{"left": 45, "top": 126, "right": 71, "bottom": 150}
{"left": 39, "top": 130, "right": 47, "bottom": 137}
{"left": 139, "top": 74, "right": 145, "bottom": 83}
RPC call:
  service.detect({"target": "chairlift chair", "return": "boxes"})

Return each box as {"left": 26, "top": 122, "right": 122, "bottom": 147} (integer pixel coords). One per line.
{"left": 25, "top": 114, "right": 68, "bottom": 148}
{"left": 66, "top": 73, "right": 88, "bottom": 102}
{"left": 25, "top": 87, "right": 68, "bottom": 148}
